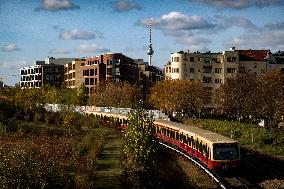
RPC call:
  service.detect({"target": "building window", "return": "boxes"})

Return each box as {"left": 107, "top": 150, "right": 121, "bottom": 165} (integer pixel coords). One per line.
{"left": 215, "top": 79, "right": 222, "bottom": 83}
{"left": 227, "top": 68, "right": 237, "bottom": 73}
{"left": 215, "top": 68, "right": 222, "bottom": 73}
{"left": 227, "top": 57, "right": 237, "bottom": 62}
{"left": 85, "top": 78, "right": 89, "bottom": 85}
{"left": 190, "top": 68, "right": 195, "bottom": 73}
{"left": 83, "top": 70, "right": 89, "bottom": 76}
{"left": 203, "top": 66, "right": 212, "bottom": 73}
{"left": 205, "top": 57, "right": 210, "bottom": 63}
{"left": 254, "top": 63, "right": 257, "bottom": 68}
{"left": 190, "top": 57, "right": 194, "bottom": 62}
{"left": 172, "top": 68, "right": 179, "bottom": 73}
{"left": 203, "top": 77, "right": 212, "bottom": 83}
{"left": 173, "top": 57, "right": 180, "bottom": 62}
{"left": 90, "top": 69, "right": 94, "bottom": 76}
{"left": 90, "top": 78, "right": 94, "bottom": 85}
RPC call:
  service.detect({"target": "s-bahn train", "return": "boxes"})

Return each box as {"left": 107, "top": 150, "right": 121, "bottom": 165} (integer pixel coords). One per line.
{"left": 87, "top": 111, "right": 240, "bottom": 170}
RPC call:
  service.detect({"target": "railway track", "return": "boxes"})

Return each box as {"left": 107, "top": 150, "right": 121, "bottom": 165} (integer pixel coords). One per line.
{"left": 159, "top": 142, "right": 250, "bottom": 189}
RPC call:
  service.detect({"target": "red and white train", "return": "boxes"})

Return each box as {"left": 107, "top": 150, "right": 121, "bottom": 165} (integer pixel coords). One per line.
{"left": 87, "top": 111, "right": 240, "bottom": 170}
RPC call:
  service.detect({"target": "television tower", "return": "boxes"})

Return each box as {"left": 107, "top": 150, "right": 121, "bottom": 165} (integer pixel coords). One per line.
{"left": 147, "top": 20, "right": 154, "bottom": 66}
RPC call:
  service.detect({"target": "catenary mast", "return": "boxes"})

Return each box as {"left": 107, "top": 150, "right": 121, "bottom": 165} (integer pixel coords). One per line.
{"left": 147, "top": 20, "right": 154, "bottom": 65}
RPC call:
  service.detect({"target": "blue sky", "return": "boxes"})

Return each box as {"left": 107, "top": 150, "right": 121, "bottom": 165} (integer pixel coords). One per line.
{"left": 1, "top": 0, "right": 284, "bottom": 85}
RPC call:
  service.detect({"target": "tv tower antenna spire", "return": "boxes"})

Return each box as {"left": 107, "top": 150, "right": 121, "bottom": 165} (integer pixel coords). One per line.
{"left": 147, "top": 19, "right": 154, "bottom": 66}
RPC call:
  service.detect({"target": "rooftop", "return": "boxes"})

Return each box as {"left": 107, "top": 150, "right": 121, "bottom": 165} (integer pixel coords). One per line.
{"left": 238, "top": 50, "right": 269, "bottom": 61}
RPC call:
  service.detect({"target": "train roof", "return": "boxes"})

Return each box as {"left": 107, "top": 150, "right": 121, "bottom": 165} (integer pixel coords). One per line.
{"left": 88, "top": 110, "right": 236, "bottom": 144}
{"left": 155, "top": 119, "right": 236, "bottom": 144}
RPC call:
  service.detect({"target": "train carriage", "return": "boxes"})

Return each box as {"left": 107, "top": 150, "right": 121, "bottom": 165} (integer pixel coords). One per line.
{"left": 87, "top": 111, "right": 240, "bottom": 170}
{"left": 154, "top": 119, "right": 240, "bottom": 169}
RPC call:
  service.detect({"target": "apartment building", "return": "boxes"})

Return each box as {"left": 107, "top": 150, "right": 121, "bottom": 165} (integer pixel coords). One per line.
{"left": 103, "top": 53, "right": 139, "bottom": 84}
{"left": 268, "top": 51, "right": 284, "bottom": 73}
{"left": 64, "top": 59, "right": 86, "bottom": 88}
{"left": 20, "top": 54, "right": 163, "bottom": 92}
{"left": 135, "top": 59, "right": 164, "bottom": 97}
{"left": 81, "top": 56, "right": 106, "bottom": 93}
{"left": 165, "top": 48, "right": 272, "bottom": 92}
{"left": 63, "top": 53, "right": 140, "bottom": 93}
{"left": 20, "top": 58, "right": 76, "bottom": 88}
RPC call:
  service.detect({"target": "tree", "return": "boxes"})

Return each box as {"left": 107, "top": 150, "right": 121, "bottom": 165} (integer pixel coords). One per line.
{"left": 123, "top": 102, "right": 157, "bottom": 172}
{"left": 213, "top": 70, "right": 284, "bottom": 125}
{"left": 213, "top": 73, "right": 258, "bottom": 120}
{"left": 256, "top": 69, "right": 284, "bottom": 126}
{"left": 149, "top": 80, "right": 210, "bottom": 117}
{"left": 89, "top": 81, "right": 142, "bottom": 108}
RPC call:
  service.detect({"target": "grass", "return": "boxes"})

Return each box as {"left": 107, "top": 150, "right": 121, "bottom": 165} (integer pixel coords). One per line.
{"left": 92, "top": 129, "right": 124, "bottom": 189}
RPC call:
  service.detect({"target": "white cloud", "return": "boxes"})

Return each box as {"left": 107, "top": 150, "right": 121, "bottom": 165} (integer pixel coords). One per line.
{"left": 138, "top": 12, "right": 215, "bottom": 31}
{"left": 0, "top": 60, "right": 28, "bottom": 69}
{"left": 225, "top": 30, "right": 284, "bottom": 51}
{"left": 35, "top": 0, "right": 79, "bottom": 11}
{"left": 196, "top": 0, "right": 283, "bottom": 9}
{"left": 49, "top": 48, "right": 71, "bottom": 54}
{"left": 77, "top": 44, "right": 110, "bottom": 53}
{"left": 112, "top": 0, "right": 141, "bottom": 12}
{"left": 137, "top": 12, "right": 259, "bottom": 51}
{"left": 1, "top": 44, "right": 20, "bottom": 52}
{"left": 60, "top": 29, "right": 96, "bottom": 40}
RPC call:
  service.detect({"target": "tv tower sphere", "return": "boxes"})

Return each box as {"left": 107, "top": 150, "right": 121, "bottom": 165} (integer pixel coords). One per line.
{"left": 147, "top": 44, "right": 154, "bottom": 55}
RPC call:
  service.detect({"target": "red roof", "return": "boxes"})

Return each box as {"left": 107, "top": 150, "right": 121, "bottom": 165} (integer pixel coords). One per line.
{"left": 238, "top": 50, "right": 269, "bottom": 61}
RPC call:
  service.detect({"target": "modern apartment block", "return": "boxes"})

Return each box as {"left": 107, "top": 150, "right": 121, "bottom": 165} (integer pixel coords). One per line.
{"left": 20, "top": 53, "right": 164, "bottom": 92}
{"left": 103, "top": 53, "right": 139, "bottom": 84}
{"left": 20, "top": 58, "right": 76, "bottom": 88}
{"left": 81, "top": 56, "right": 106, "bottom": 93}
{"left": 64, "top": 59, "right": 86, "bottom": 88}
{"left": 164, "top": 48, "right": 276, "bottom": 92}
{"left": 63, "top": 53, "right": 141, "bottom": 94}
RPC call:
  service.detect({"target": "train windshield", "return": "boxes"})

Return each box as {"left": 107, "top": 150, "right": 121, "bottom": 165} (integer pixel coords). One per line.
{"left": 213, "top": 143, "right": 239, "bottom": 160}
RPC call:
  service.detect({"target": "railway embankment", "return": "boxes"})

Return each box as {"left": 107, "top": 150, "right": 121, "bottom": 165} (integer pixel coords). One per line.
{"left": 184, "top": 118, "right": 284, "bottom": 188}
{"left": 239, "top": 146, "right": 284, "bottom": 189}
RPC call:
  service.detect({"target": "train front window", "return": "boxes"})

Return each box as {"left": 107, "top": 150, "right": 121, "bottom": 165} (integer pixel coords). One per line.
{"left": 213, "top": 143, "right": 239, "bottom": 160}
